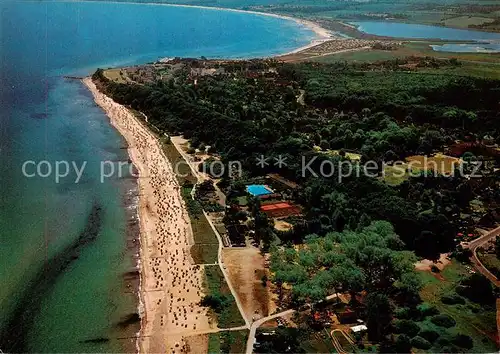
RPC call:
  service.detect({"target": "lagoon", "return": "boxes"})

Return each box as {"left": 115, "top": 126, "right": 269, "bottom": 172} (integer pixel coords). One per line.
{"left": 351, "top": 21, "right": 500, "bottom": 52}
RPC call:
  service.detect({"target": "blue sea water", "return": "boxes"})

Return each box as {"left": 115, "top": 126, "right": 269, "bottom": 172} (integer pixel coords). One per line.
{"left": 0, "top": 1, "right": 316, "bottom": 352}
{"left": 352, "top": 21, "right": 500, "bottom": 52}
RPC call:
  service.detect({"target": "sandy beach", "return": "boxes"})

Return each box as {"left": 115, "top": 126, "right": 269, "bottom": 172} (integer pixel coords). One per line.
{"left": 84, "top": 78, "right": 213, "bottom": 353}
{"left": 79, "top": 4, "right": 336, "bottom": 353}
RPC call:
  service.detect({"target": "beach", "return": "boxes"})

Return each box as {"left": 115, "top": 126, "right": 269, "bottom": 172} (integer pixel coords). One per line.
{"left": 79, "top": 5, "right": 335, "bottom": 353}
{"left": 84, "top": 78, "right": 213, "bottom": 353}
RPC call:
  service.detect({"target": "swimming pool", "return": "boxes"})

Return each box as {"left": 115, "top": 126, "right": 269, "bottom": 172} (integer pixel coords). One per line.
{"left": 246, "top": 184, "right": 273, "bottom": 196}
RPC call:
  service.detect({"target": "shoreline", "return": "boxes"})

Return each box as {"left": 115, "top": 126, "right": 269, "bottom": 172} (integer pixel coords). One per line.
{"left": 83, "top": 77, "right": 214, "bottom": 354}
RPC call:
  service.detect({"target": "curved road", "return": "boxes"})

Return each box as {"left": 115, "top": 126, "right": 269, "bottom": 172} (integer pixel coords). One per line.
{"left": 463, "top": 225, "right": 500, "bottom": 287}
{"left": 245, "top": 294, "right": 338, "bottom": 354}
{"left": 245, "top": 309, "right": 296, "bottom": 354}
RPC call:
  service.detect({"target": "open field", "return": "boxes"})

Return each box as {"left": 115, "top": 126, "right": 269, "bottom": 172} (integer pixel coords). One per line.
{"left": 311, "top": 41, "right": 500, "bottom": 70}
{"left": 328, "top": 149, "right": 362, "bottom": 161}
{"left": 183, "top": 334, "right": 209, "bottom": 354}
{"left": 477, "top": 248, "right": 500, "bottom": 279}
{"left": 222, "top": 247, "right": 270, "bottom": 320}
{"left": 406, "top": 153, "right": 461, "bottom": 175}
{"left": 382, "top": 163, "right": 411, "bottom": 186}
{"left": 443, "top": 15, "right": 496, "bottom": 28}
{"left": 382, "top": 154, "right": 461, "bottom": 185}
{"left": 208, "top": 330, "right": 248, "bottom": 353}
{"left": 207, "top": 332, "right": 220, "bottom": 353}
{"left": 418, "top": 262, "right": 497, "bottom": 353}
{"left": 300, "top": 329, "right": 338, "bottom": 353}
{"left": 103, "top": 68, "right": 129, "bottom": 84}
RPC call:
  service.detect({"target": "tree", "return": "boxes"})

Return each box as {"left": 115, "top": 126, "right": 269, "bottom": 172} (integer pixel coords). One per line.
{"left": 456, "top": 273, "right": 495, "bottom": 304}
{"left": 419, "top": 329, "right": 440, "bottom": 343}
{"left": 200, "top": 294, "right": 229, "bottom": 313}
{"left": 430, "top": 314, "right": 456, "bottom": 328}
{"left": 394, "top": 334, "right": 412, "bottom": 353}
{"left": 450, "top": 334, "right": 473, "bottom": 349}
{"left": 366, "top": 292, "right": 392, "bottom": 341}
{"left": 393, "top": 319, "right": 420, "bottom": 337}
{"left": 411, "top": 336, "right": 432, "bottom": 350}
{"left": 462, "top": 151, "right": 476, "bottom": 164}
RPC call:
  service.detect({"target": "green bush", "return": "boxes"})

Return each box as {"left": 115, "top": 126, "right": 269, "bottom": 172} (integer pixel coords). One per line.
{"left": 450, "top": 334, "right": 474, "bottom": 349}
{"left": 417, "top": 303, "right": 439, "bottom": 319}
{"left": 456, "top": 274, "right": 495, "bottom": 305}
{"left": 435, "top": 337, "right": 450, "bottom": 347}
{"left": 394, "top": 334, "right": 412, "bottom": 353}
{"left": 411, "top": 336, "right": 432, "bottom": 350}
{"left": 395, "top": 307, "right": 411, "bottom": 319}
{"left": 430, "top": 314, "right": 456, "bottom": 328}
{"left": 441, "top": 293, "right": 466, "bottom": 305}
{"left": 201, "top": 294, "right": 229, "bottom": 313}
{"left": 418, "top": 329, "right": 440, "bottom": 343}
{"left": 393, "top": 319, "right": 420, "bottom": 337}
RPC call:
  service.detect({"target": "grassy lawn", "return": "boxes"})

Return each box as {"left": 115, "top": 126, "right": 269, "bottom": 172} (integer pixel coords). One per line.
{"left": 313, "top": 49, "right": 409, "bottom": 63}
{"left": 162, "top": 141, "right": 197, "bottom": 185}
{"left": 237, "top": 196, "right": 248, "bottom": 206}
{"left": 312, "top": 41, "right": 500, "bottom": 72}
{"left": 381, "top": 164, "right": 411, "bottom": 186}
{"left": 103, "top": 68, "right": 127, "bottom": 83}
{"left": 190, "top": 243, "right": 219, "bottom": 264}
{"left": 204, "top": 265, "right": 245, "bottom": 328}
{"left": 207, "top": 333, "right": 220, "bottom": 354}
{"left": 405, "top": 153, "right": 461, "bottom": 175}
{"left": 300, "top": 328, "right": 338, "bottom": 353}
{"left": 208, "top": 330, "right": 248, "bottom": 353}
{"left": 314, "top": 146, "right": 362, "bottom": 161}
{"left": 418, "top": 262, "right": 497, "bottom": 353}
{"left": 477, "top": 250, "right": 500, "bottom": 279}
{"left": 328, "top": 149, "right": 361, "bottom": 161}
{"left": 428, "top": 61, "right": 500, "bottom": 80}
{"left": 443, "top": 16, "right": 495, "bottom": 28}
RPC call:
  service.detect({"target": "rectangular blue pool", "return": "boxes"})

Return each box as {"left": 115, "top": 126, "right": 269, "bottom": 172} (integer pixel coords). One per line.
{"left": 246, "top": 184, "right": 273, "bottom": 196}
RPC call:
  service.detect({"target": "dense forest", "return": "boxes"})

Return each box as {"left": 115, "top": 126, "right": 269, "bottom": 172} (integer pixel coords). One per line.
{"left": 93, "top": 58, "right": 500, "bottom": 351}
{"left": 93, "top": 58, "right": 500, "bottom": 260}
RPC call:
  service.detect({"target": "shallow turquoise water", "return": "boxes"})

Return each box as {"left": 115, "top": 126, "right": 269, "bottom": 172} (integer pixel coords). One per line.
{"left": 431, "top": 42, "right": 500, "bottom": 53}
{"left": 0, "top": 1, "right": 315, "bottom": 352}
{"left": 352, "top": 21, "right": 500, "bottom": 52}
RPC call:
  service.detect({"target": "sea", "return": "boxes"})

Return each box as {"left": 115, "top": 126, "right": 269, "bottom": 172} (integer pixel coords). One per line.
{"left": 0, "top": 1, "right": 316, "bottom": 352}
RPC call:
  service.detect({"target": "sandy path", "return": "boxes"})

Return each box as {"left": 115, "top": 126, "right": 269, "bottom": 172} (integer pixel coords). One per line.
{"left": 83, "top": 78, "right": 212, "bottom": 353}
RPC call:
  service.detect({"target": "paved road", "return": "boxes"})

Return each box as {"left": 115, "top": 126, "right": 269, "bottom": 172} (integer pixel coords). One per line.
{"left": 170, "top": 138, "right": 250, "bottom": 329}
{"left": 245, "top": 309, "right": 296, "bottom": 354}
{"left": 245, "top": 294, "right": 339, "bottom": 354}
{"left": 463, "top": 225, "right": 500, "bottom": 287}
